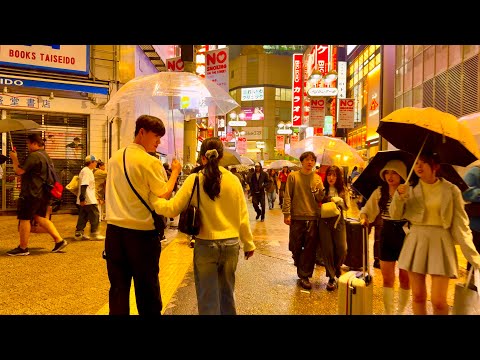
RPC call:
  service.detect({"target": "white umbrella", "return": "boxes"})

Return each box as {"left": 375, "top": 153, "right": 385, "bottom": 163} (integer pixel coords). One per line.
{"left": 265, "top": 159, "right": 299, "bottom": 170}
{"left": 0, "top": 118, "right": 41, "bottom": 150}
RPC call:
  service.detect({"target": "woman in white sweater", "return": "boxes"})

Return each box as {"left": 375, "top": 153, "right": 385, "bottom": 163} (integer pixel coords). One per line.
{"left": 151, "top": 137, "right": 256, "bottom": 315}
{"left": 360, "top": 160, "right": 410, "bottom": 314}
{"left": 390, "top": 151, "right": 480, "bottom": 315}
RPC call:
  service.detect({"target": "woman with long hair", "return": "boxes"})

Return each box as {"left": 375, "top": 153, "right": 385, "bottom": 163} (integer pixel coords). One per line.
{"left": 359, "top": 160, "right": 410, "bottom": 314}
{"left": 150, "top": 137, "right": 256, "bottom": 315}
{"left": 390, "top": 151, "right": 480, "bottom": 314}
{"left": 318, "top": 165, "right": 350, "bottom": 291}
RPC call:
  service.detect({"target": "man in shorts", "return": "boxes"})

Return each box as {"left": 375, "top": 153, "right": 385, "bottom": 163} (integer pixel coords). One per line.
{"left": 7, "top": 133, "right": 67, "bottom": 256}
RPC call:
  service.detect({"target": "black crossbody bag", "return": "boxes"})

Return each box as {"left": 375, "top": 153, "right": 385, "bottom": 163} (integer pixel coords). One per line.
{"left": 123, "top": 149, "right": 165, "bottom": 239}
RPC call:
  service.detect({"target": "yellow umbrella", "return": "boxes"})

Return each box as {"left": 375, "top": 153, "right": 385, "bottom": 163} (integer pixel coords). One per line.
{"left": 377, "top": 107, "right": 480, "bottom": 169}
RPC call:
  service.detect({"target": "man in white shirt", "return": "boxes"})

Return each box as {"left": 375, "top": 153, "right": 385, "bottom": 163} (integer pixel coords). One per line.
{"left": 105, "top": 114, "right": 181, "bottom": 315}
{"left": 75, "top": 154, "right": 105, "bottom": 240}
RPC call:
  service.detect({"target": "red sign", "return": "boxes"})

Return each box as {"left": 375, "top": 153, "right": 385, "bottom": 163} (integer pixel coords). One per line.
{"left": 292, "top": 53, "right": 303, "bottom": 126}
{"left": 316, "top": 45, "right": 329, "bottom": 76}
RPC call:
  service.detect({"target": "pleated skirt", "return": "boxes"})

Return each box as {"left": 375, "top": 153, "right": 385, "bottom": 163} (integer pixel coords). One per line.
{"left": 398, "top": 224, "right": 459, "bottom": 278}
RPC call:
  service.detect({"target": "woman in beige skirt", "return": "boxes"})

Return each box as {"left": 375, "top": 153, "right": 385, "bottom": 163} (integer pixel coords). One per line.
{"left": 390, "top": 151, "right": 480, "bottom": 315}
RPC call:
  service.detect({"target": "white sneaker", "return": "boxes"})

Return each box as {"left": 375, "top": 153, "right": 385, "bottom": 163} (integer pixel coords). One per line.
{"left": 90, "top": 233, "right": 105, "bottom": 241}
{"left": 81, "top": 234, "right": 91, "bottom": 240}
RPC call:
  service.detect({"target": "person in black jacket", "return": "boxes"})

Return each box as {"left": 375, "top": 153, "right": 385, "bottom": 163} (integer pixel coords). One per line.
{"left": 248, "top": 162, "right": 268, "bottom": 221}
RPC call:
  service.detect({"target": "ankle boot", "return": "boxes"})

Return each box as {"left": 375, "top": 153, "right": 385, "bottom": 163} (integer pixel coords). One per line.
{"left": 397, "top": 288, "right": 410, "bottom": 314}
{"left": 383, "top": 287, "right": 394, "bottom": 315}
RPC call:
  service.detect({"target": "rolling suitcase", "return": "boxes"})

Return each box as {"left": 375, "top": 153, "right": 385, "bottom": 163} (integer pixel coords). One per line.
{"left": 344, "top": 217, "right": 368, "bottom": 270}
{"left": 338, "top": 224, "right": 373, "bottom": 315}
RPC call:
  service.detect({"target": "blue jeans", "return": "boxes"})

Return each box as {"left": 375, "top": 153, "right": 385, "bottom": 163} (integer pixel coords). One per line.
{"left": 193, "top": 238, "right": 240, "bottom": 315}
{"left": 266, "top": 191, "right": 276, "bottom": 209}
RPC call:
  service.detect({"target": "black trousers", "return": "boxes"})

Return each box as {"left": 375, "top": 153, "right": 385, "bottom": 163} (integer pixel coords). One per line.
{"left": 252, "top": 191, "right": 266, "bottom": 219}
{"left": 289, "top": 219, "right": 319, "bottom": 279}
{"left": 105, "top": 224, "right": 162, "bottom": 315}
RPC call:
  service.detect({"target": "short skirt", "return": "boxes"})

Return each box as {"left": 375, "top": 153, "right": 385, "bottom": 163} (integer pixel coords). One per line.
{"left": 398, "top": 224, "right": 458, "bottom": 278}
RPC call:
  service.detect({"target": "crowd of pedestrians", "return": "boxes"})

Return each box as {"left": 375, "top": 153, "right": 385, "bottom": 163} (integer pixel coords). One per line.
{"left": 6, "top": 114, "right": 480, "bottom": 316}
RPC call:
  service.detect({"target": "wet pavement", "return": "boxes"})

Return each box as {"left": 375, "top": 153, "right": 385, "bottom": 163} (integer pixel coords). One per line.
{"left": 0, "top": 196, "right": 469, "bottom": 315}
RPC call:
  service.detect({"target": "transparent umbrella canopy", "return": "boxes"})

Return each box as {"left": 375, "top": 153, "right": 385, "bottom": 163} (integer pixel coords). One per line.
{"left": 105, "top": 71, "right": 239, "bottom": 158}
{"left": 287, "top": 136, "right": 365, "bottom": 168}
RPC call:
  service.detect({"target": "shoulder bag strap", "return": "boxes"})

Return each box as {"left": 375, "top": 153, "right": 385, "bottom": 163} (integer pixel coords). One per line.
{"left": 123, "top": 148, "right": 153, "bottom": 213}
{"left": 36, "top": 150, "right": 53, "bottom": 182}
{"left": 186, "top": 174, "right": 199, "bottom": 207}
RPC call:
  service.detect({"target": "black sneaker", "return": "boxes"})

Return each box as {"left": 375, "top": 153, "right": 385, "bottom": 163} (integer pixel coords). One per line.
{"left": 7, "top": 246, "right": 30, "bottom": 256}
{"left": 52, "top": 240, "right": 68, "bottom": 253}
{"left": 256, "top": 214, "right": 261, "bottom": 220}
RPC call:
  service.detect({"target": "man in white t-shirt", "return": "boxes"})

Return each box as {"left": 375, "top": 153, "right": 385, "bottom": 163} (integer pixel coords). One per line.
{"left": 75, "top": 154, "right": 105, "bottom": 240}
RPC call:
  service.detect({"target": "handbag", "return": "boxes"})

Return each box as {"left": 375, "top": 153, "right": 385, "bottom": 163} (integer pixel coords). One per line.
{"left": 37, "top": 151, "right": 64, "bottom": 199}
{"left": 178, "top": 174, "right": 201, "bottom": 236}
{"left": 66, "top": 175, "right": 79, "bottom": 195}
{"left": 452, "top": 267, "right": 480, "bottom": 315}
{"left": 123, "top": 149, "right": 165, "bottom": 239}
{"left": 321, "top": 201, "right": 341, "bottom": 218}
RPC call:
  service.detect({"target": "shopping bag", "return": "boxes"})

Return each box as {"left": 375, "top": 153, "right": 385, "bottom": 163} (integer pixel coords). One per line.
{"left": 452, "top": 267, "right": 480, "bottom": 315}
{"left": 66, "top": 175, "right": 79, "bottom": 195}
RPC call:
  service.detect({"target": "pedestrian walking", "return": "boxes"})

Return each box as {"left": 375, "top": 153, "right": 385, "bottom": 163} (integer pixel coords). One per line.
{"left": 248, "top": 162, "right": 268, "bottom": 221}
{"left": 105, "top": 114, "right": 181, "bottom": 315}
{"left": 265, "top": 168, "right": 278, "bottom": 210}
{"left": 390, "top": 150, "right": 480, "bottom": 315}
{"left": 93, "top": 159, "right": 107, "bottom": 222}
{"left": 359, "top": 160, "right": 410, "bottom": 314}
{"left": 151, "top": 137, "right": 256, "bottom": 315}
{"left": 7, "top": 133, "right": 67, "bottom": 256}
{"left": 318, "top": 165, "right": 350, "bottom": 291}
{"left": 278, "top": 165, "right": 290, "bottom": 208}
{"left": 74, "top": 155, "right": 105, "bottom": 241}
{"left": 282, "top": 151, "right": 325, "bottom": 290}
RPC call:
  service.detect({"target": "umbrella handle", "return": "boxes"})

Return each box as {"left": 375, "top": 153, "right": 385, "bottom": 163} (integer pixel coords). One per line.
{"left": 8, "top": 132, "right": 15, "bottom": 152}
{"left": 405, "top": 134, "right": 429, "bottom": 184}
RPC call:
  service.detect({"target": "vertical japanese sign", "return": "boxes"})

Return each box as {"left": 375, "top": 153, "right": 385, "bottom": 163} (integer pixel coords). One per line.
{"left": 338, "top": 98, "right": 355, "bottom": 128}
{"left": 316, "top": 45, "right": 329, "bottom": 76}
{"left": 292, "top": 53, "right": 303, "bottom": 126}
{"left": 309, "top": 98, "right": 326, "bottom": 127}
{"left": 206, "top": 48, "right": 229, "bottom": 93}
{"left": 367, "top": 66, "right": 381, "bottom": 141}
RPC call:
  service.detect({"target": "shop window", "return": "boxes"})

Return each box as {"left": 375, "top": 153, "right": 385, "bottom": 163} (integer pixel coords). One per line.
{"left": 435, "top": 45, "right": 448, "bottom": 75}
{"left": 395, "top": 45, "right": 404, "bottom": 68}
{"left": 414, "top": 45, "right": 423, "bottom": 56}
{"left": 405, "top": 45, "right": 414, "bottom": 62}
{"left": 424, "top": 46, "right": 435, "bottom": 81}
{"left": 404, "top": 60, "right": 413, "bottom": 92}
{"left": 413, "top": 53, "right": 423, "bottom": 88}
{"left": 403, "top": 90, "right": 412, "bottom": 107}
{"left": 395, "top": 95, "right": 403, "bottom": 110}
{"left": 413, "top": 85, "right": 423, "bottom": 108}
{"left": 449, "top": 45, "right": 462, "bottom": 68}
{"left": 395, "top": 66, "right": 404, "bottom": 96}
{"left": 464, "top": 45, "right": 480, "bottom": 60}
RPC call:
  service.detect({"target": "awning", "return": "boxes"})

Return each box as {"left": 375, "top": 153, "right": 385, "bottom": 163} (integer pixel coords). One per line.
{"left": 0, "top": 73, "right": 109, "bottom": 95}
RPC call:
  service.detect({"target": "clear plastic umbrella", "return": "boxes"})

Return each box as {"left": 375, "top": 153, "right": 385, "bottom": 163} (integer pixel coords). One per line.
{"left": 287, "top": 136, "right": 365, "bottom": 168}
{"left": 104, "top": 71, "right": 239, "bottom": 158}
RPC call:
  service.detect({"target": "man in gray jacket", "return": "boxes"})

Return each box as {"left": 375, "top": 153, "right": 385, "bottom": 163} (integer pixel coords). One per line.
{"left": 283, "top": 151, "right": 325, "bottom": 290}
